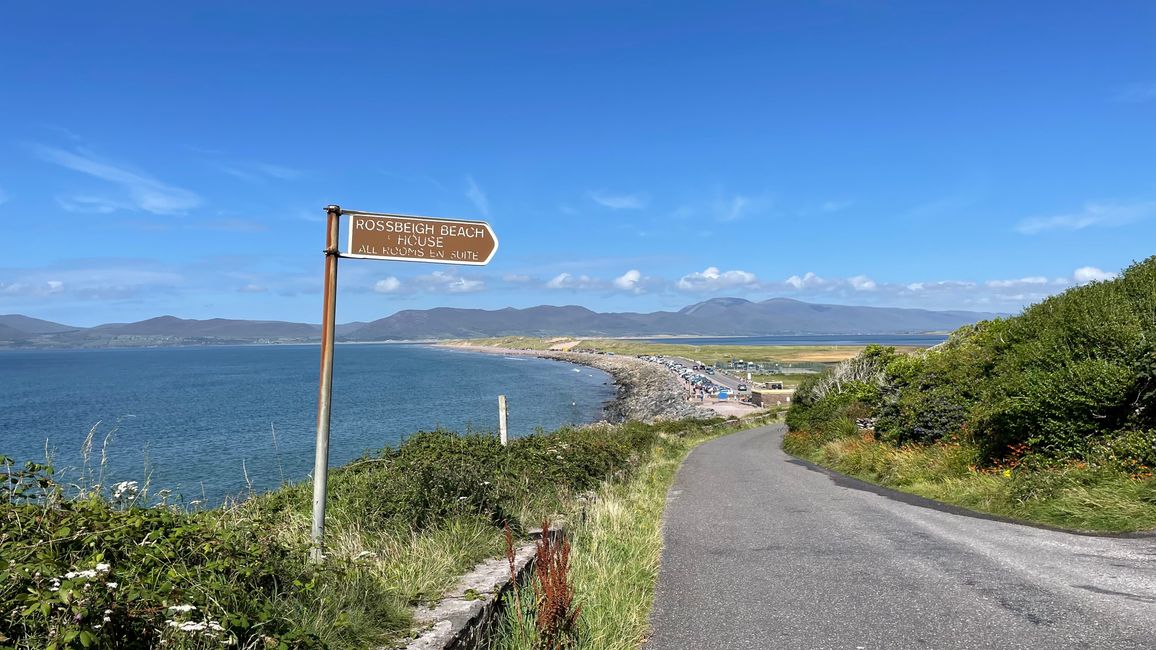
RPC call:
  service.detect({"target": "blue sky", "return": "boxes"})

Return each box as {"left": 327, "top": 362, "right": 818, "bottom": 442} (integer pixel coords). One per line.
{"left": 1, "top": 1, "right": 1154, "bottom": 326}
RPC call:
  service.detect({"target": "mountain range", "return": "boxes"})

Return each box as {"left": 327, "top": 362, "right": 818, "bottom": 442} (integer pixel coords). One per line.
{"left": 0, "top": 298, "right": 1002, "bottom": 348}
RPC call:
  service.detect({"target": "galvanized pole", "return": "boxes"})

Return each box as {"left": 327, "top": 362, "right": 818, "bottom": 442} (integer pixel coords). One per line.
{"left": 310, "top": 204, "right": 341, "bottom": 562}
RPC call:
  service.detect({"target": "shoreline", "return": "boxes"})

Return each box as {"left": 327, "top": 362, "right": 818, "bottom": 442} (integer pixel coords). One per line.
{"left": 436, "top": 343, "right": 716, "bottom": 423}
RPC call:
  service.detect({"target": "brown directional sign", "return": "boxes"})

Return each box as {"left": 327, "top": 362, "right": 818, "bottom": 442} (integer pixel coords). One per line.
{"left": 343, "top": 211, "right": 498, "bottom": 266}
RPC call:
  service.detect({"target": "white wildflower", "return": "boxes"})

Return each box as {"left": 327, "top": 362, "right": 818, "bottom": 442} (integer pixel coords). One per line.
{"left": 106, "top": 582, "right": 118, "bottom": 590}
{"left": 167, "top": 604, "right": 197, "bottom": 613}
{"left": 64, "top": 569, "right": 98, "bottom": 580}
{"left": 95, "top": 563, "right": 110, "bottom": 574}
{"left": 112, "top": 480, "right": 139, "bottom": 499}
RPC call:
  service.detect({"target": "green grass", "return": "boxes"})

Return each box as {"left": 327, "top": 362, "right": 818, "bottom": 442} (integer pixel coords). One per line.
{"left": 748, "top": 373, "right": 802, "bottom": 388}
{"left": 783, "top": 425, "right": 1156, "bottom": 533}
{"left": 492, "top": 414, "right": 778, "bottom": 650}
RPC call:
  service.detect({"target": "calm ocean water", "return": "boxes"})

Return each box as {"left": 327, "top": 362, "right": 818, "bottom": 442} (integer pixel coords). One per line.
{"left": 633, "top": 334, "right": 948, "bottom": 346}
{"left": 0, "top": 345, "right": 614, "bottom": 504}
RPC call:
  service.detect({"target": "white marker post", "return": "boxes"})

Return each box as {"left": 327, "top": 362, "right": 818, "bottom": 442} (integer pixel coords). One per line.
{"left": 498, "top": 395, "right": 509, "bottom": 446}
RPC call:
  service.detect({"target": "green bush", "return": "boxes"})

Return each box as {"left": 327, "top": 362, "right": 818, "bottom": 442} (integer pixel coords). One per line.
{"left": 788, "top": 255, "right": 1156, "bottom": 468}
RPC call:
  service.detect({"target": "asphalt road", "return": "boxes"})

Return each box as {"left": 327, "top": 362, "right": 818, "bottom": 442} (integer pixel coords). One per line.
{"left": 646, "top": 424, "right": 1156, "bottom": 650}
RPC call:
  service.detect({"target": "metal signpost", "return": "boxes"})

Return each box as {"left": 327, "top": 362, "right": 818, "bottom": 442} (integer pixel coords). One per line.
{"left": 310, "top": 205, "right": 499, "bottom": 562}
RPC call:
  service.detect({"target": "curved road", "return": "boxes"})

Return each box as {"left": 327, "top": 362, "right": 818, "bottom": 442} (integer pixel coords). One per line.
{"left": 647, "top": 424, "right": 1156, "bottom": 649}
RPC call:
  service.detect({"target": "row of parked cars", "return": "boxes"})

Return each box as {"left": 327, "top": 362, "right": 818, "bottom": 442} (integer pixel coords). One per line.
{"left": 638, "top": 355, "right": 733, "bottom": 394}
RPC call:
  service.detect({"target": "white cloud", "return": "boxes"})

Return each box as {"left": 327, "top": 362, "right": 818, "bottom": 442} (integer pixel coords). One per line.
{"left": 613, "top": 269, "right": 644, "bottom": 293}
{"left": 676, "top": 267, "right": 758, "bottom": 292}
{"left": 465, "top": 175, "right": 490, "bottom": 218}
{"left": 848, "top": 275, "right": 877, "bottom": 291}
{"left": 785, "top": 272, "right": 825, "bottom": 290}
{"left": 588, "top": 190, "right": 647, "bottom": 210}
{"left": 1015, "top": 201, "right": 1156, "bottom": 234}
{"left": 373, "top": 277, "right": 402, "bottom": 293}
{"left": 1073, "top": 266, "right": 1115, "bottom": 284}
{"left": 33, "top": 145, "right": 201, "bottom": 215}
{"left": 1111, "top": 81, "right": 1156, "bottom": 103}
{"left": 502, "top": 273, "right": 532, "bottom": 283}
{"left": 237, "top": 284, "right": 267, "bottom": 293}
{"left": 545, "top": 272, "right": 602, "bottom": 290}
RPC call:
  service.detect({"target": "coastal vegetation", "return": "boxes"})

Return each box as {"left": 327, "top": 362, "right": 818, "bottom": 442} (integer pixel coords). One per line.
{"left": 493, "top": 413, "right": 779, "bottom": 650}
{"left": 783, "top": 256, "right": 1156, "bottom": 533}
{"left": 1, "top": 417, "right": 746, "bottom": 649}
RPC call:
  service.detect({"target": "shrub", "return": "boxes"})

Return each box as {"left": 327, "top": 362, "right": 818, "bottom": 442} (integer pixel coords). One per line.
{"left": 789, "top": 256, "right": 1156, "bottom": 468}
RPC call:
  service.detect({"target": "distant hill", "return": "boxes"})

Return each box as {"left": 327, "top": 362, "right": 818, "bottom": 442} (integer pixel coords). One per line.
{"left": 88, "top": 316, "right": 321, "bottom": 338}
{"left": 1, "top": 298, "right": 1003, "bottom": 348}
{"left": 345, "top": 298, "right": 1003, "bottom": 340}
{"left": 0, "top": 323, "right": 31, "bottom": 341}
{"left": 0, "top": 314, "right": 79, "bottom": 334}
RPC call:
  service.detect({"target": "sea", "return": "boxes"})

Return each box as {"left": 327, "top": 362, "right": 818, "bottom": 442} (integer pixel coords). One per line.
{"left": 0, "top": 344, "right": 614, "bottom": 505}
{"left": 632, "top": 334, "right": 949, "bottom": 347}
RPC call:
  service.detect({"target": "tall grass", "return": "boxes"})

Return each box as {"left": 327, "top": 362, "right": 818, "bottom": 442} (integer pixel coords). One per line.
{"left": 783, "top": 428, "right": 1156, "bottom": 533}
{"left": 494, "top": 415, "right": 776, "bottom": 649}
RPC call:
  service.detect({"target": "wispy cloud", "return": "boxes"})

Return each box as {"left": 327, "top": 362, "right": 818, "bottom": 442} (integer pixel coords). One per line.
{"left": 588, "top": 190, "right": 648, "bottom": 210}
{"left": 416, "top": 270, "right": 484, "bottom": 293}
{"left": 0, "top": 262, "right": 185, "bottom": 301}
{"left": 1015, "top": 201, "right": 1156, "bottom": 234}
{"left": 1111, "top": 81, "right": 1156, "bottom": 103}
{"left": 218, "top": 161, "right": 302, "bottom": 183}
{"left": 465, "top": 175, "right": 490, "bottom": 218}
{"left": 33, "top": 145, "right": 201, "bottom": 215}
{"left": 820, "top": 200, "right": 853, "bottom": 213}
{"left": 716, "top": 195, "right": 750, "bottom": 222}
{"left": 712, "top": 193, "right": 773, "bottom": 222}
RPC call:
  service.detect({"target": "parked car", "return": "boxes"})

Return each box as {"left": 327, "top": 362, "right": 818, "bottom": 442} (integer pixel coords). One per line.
{"left": 737, "top": 383, "right": 748, "bottom": 391}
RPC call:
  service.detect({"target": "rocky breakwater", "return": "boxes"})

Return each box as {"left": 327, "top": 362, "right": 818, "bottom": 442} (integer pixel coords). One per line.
{"left": 540, "top": 352, "right": 712, "bottom": 423}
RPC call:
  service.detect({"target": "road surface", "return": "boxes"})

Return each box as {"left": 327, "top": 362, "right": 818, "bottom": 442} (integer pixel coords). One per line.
{"left": 647, "top": 424, "right": 1156, "bottom": 649}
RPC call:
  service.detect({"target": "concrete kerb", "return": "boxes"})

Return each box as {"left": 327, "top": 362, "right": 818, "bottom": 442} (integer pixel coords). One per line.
{"left": 393, "top": 533, "right": 546, "bottom": 650}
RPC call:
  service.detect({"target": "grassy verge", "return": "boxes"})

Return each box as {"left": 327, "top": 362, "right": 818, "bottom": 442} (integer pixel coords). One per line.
{"left": 493, "top": 414, "right": 777, "bottom": 650}
{"left": 783, "top": 425, "right": 1156, "bottom": 533}
{"left": 3, "top": 418, "right": 741, "bottom": 649}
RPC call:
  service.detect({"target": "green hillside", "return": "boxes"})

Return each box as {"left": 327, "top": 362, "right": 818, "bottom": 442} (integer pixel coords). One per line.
{"left": 785, "top": 256, "right": 1156, "bottom": 531}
